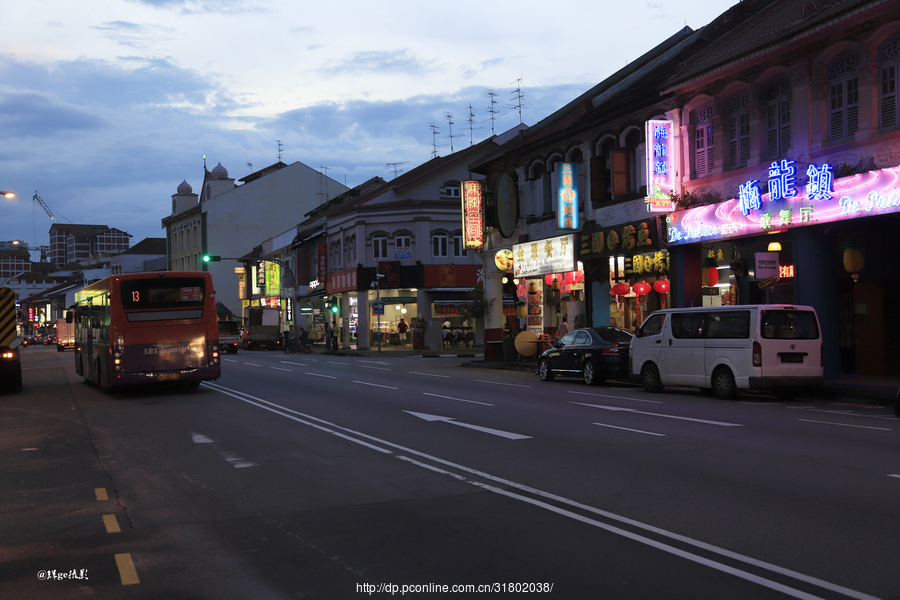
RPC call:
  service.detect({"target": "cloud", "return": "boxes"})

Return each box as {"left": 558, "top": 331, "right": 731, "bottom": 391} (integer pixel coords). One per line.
{"left": 0, "top": 91, "right": 104, "bottom": 137}
{"left": 91, "top": 21, "right": 177, "bottom": 49}
{"left": 317, "top": 49, "right": 438, "bottom": 77}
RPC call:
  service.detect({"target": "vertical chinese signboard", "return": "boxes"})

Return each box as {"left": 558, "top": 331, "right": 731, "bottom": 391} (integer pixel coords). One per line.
{"left": 557, "top": 163, "right": 578, "bottom": 230}
{"left": 317, "top": 242, "right": 328, "bottom": 283}
{"left": 265, "top": 262, "right": 281, "bottom": 298}
{"left": 462, "top": 180, "right": 484, "bottom": 249}
{"left": 645, "top": 119, "right": 674, "bottom": 212}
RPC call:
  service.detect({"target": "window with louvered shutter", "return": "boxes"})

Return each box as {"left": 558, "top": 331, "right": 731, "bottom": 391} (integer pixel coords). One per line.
{"left": 611, "top": 149, "right": 630, "bottom": 195}
{"left": 728, "top": 93, "right": 750, "bottom": 169}
{"left": 694, "top": 104, "right": 714, "bottom": 178}
{"left": 828, "top": 53, "right": 859, "bottom": 143}
{"left": 766, "top": 80, "right": 792, "bottom": 159}
{"left": 880, "top": 35, "right": 900, "bottom": 132}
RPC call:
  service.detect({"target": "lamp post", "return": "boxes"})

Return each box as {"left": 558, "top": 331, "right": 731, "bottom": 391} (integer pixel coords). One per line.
{"left": 372, "top": 273, "right": 385, "bottom": 352}
{"left": 1, "top": 191, "right": 15, "bottom": 199}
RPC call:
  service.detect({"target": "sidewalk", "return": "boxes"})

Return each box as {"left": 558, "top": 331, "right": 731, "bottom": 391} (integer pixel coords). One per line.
{"left": 315, "top": 344, "right": 899, "bottom": 404}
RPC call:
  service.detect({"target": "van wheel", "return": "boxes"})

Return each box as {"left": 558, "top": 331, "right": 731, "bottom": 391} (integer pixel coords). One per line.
{"left": 538, "top": 358, "right": 555, "bottom": 381}
{"left": 583, "top": 360, "right": 602, "bottom": 386}
{"left": 641, "top": 363, "right": 662, "bottom": 393}
{"left": 712, "top": 366, "right": 736, "bottom": 400}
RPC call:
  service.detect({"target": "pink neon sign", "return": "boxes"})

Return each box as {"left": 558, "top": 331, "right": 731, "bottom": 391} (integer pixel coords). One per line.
{"left": 665, "top": 166, "right": 900, "bottom": 246}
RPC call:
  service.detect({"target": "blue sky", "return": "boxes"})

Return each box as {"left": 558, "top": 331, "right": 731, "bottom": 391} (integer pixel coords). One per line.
{"left": 1, "top": 0, "right": 737, "bottom": 258}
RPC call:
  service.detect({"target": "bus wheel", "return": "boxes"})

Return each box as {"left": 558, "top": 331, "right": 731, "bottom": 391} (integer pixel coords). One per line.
{"left": 712, "top": 366, "right": 736, "bottom": 400}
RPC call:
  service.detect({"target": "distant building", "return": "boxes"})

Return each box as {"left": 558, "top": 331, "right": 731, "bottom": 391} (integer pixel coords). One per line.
{"left": 48, "top": 224, "right": 131, "bottom": 267}
{"left": 110, "top": 237, "right": 167, "bottom": 274}
{"left": 0, "top": 245, "right": 31, "bottom": 282}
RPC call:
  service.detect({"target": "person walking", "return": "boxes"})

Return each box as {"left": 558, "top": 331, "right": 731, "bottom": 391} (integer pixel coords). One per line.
{"left": 397, "top": 318, "right": 409, "bottom": 346}
{"left": 559, "top": 315, "right": 569, "bottom": 338}
{"left": 324, "top": 321, "right": 333, "bottom": 352}
{"left": 331, "top": 320, "right": 339, "bottom": 351}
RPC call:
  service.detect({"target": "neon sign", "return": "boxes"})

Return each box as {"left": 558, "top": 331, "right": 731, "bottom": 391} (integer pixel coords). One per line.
{"left": 557, "top": 163, "right": 579, "bottom": 230}
{"left": 461, "top": 180, "right": 484, "bottom": 249}
{"left": 666, "top": 165, "right": 900, "bottom": 246}
{"left": 645, "top": 120, "right": 674, "bottom": 212}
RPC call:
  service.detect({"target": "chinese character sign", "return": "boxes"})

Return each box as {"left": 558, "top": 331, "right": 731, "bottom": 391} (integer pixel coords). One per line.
{"left": 556, "top": 163, "right": 579, "bottom": 230}
{"left": 645, "top": 120, "right": 675, "bottom": 212}
{"left": 768, "top": 160, "right": 797, "bottom": 201}
{"left": 512, "top": 234, "right": 576, "bottom": 278}
{"left": 461, "top": 180, "right": 484, "bottom": 249}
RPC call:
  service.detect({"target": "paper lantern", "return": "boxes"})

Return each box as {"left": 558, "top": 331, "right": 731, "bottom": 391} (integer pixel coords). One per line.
{"left": 572, "top": 270, "right": 584, "bottom": 284}
{"left": 516, "top": 304, "right": 528, "bottom": 319}
{"left": 632, "top": 281, "right": 651, "bottom": 295}
{"left": 843, "top": 247, "right": 863, "bottom": 274}
{"left": 653, "top": 279, "right": 671, "bottom": 294}
{"left": 611, "top": 282, "right": 631, "bottom": 296}
{"left": 701, "top": 254, "right": 719, "bottom": 287}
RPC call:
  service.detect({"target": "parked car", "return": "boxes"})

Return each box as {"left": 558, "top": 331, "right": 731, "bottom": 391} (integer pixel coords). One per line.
{"left": 538, "top": 326, "right": 634, "bottom": 386}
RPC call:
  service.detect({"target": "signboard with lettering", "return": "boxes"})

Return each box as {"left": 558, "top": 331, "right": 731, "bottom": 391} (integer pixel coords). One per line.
{"left": 579, "top": 219, "right": 658, "bottom": 259}
{"left": 513, "top": 234, "right": 575, "bottom": 278}
{"left": 378, "top": 261, "right": 401, "bottom": 288}
{"left": 327, "top": 268, "right": 358, "bottom": 293}
{"left": 666, "top": 164, "right": 900, "bottom": 246}
{"left": 645, "top": 120, "right": 675, "bottom": 212}
{"left": 462, "top": 180, "right": 484, "bottom": 249}
{"left": 755, "top": 252, "right": 780, "bottom": 280}
{"left": 557, "top": 163, "right": 579, "bottom": 230}
{"left": 423, "top": 265, "right": 482, "bottom": 288}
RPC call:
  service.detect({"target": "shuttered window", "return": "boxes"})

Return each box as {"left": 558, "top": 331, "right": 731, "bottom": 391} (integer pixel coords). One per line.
{"left": 829, "top": 53, "right": 859, "bottom": 144}
{"left": 880, "top": 34, "right": 900, "bottom": 132}
{"left": 694, "top": 104, "right": 715, "bottom": 178}
{"left": 728, "top": 93, "right": 750, "bottom": 169}
{"left": 766, "top": 79, "right": 792, "bottom": 159}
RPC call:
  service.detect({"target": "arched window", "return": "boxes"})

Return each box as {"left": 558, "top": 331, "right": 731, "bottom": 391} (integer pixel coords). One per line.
{"left": 728, "top": 92, "right": 750, "bottom": 169}
{"left": 829, "top": 53, "right": 859, "bottom": 143}
{"left": 766, "top": 79, "right": 792, "bottom": 159}
{"left": 694, "top": 104, "right": 715, "bottom": 177}
{"left": 880, "top": 34, "right": 900, "bottom": 132}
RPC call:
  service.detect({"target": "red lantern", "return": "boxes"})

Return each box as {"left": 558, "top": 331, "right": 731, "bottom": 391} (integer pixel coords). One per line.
{"left": 611, "top": 282, "right": 631, "bottom": 296}
{"left": 632, "top": 281, "right": 651, "bottom": 295}
{"left": 572, "top": 270, "right": 584, "bottom": 284}
{"left": 653, "top": 279, "right": 671, "bottom": 294}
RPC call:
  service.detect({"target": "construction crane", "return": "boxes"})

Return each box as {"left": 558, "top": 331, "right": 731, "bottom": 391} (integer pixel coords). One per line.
{"left": 33, "top": 192, "right": 57, "bottom": 223}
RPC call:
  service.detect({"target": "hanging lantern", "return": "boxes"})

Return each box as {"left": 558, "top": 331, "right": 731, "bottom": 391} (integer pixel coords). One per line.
{"left": 632, "top": 281, "right": 651, "bottom": 295}
{"left": 572, "top": 270, "right": 584, "bottom": 284}
{"left": 653, "top": 279, "right": 671, "bottom": 294}
{"left": 842, "top": 241, "right": 864, "bottom": 277}
{"left": 611, "top": 282, "right": 631, "bottom": 296}
{"left": 701, "top": 253, "right": 719, "bottom": 287}
{"left": 516, "top": 303, "right": 528, "bottom": 319}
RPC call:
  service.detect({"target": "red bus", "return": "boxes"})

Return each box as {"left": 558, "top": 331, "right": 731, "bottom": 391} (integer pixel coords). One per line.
{"left": 74, "top": 272, "right": 221, "bottom": 391}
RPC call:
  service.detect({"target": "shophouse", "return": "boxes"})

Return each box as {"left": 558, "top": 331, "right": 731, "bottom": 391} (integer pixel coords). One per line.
{"left": 317, "top": 126, "right": 525, "bottom": 352}
{"left": 161, "top": 160, "right": 347, "bottom": 316}
{"left": 658, "top": 0, "right": 900, "bottom": 379}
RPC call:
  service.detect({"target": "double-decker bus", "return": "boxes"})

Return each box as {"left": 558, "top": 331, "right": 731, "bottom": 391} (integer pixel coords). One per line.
{"left": 74, "top": 272, "right": 221, "bottom": 391}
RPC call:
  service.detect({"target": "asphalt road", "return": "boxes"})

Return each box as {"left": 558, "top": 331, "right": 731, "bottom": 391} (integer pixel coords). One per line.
{"left": 2, "top": 345, "right": 898, "bottom": 599}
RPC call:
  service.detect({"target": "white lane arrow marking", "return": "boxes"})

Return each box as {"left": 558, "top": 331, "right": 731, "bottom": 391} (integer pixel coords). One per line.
{"left": 569, "top": 402, "right": 744, "bottom": 427}
{"left": 404, "top": 411, "right": 531, "bottom": 440}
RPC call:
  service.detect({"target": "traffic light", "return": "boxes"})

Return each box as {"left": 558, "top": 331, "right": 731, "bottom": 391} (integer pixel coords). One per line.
{"left": 203, "top": 255, "right": 221, "bottom": 263}
{"left": 330, "top": 303, "right": 339, "bottom": 314}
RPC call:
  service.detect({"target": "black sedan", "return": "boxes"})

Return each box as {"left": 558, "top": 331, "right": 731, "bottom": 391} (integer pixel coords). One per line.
{"left": 538, "top": 326, "right": 634, "bottom": 386}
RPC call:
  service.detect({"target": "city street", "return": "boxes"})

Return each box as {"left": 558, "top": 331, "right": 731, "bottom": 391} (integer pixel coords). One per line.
{"left": 2, "top": 345, "right": 898, "bottom": 599}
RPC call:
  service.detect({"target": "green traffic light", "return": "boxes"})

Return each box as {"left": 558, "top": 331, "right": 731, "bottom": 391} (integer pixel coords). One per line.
{"left": 330, "top": 305, "right": 339, "bottom": 313}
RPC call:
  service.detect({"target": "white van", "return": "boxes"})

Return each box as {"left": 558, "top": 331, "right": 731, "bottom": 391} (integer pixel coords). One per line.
{"left": 630, "top": 305, "right": 823, "bottom": 399}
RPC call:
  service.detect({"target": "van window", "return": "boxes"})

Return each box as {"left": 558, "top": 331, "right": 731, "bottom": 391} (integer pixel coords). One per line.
{"left": 640, "top": 313, "right": 665, "bottom": 337}
{"left": 671, "top": 313, "right": 706, "bottom": 339}
{"left": 707, "top": 311, "right": 751, "bottom": 339}
{"left": 761, "top": 310, "right": 819, "bottom": 339}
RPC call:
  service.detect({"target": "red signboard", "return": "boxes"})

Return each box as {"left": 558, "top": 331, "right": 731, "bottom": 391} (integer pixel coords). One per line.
{"left": 462, "top": 180, "right": 484, "bottom": 250}
{"left": 317, "top": 242, "right": 328, "bottom": 282}
{"left": 423, "top": 265, "right": 482, "bottom": 288}
{"left": 327, "top": 268, "right": 358, "bottom": 293}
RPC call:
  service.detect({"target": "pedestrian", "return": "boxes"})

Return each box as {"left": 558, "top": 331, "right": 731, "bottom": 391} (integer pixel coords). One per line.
{"left": 299, "top": 326, "right": 309, "bottom": 348}
{"left": 324, "top": 321, "right": 333, "bottom": 352}
{"left": 454, "top": 325, "right": 463, "bottom": 348}
{"left": 331, "top": 320, "right": 339, "bottom": 351}
{"left": 442, "top": 325, "right": 451, "bottom": 348}
{"left": 559, "top": 315, "right": 568, "bottom": 338}
{"left": 397, "top": 318, "right": 408, "bottom": 346}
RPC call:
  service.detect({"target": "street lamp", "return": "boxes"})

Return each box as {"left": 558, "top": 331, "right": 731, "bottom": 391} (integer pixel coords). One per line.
{"left": 1, "top": 191, "right": 15, "bottom": 199}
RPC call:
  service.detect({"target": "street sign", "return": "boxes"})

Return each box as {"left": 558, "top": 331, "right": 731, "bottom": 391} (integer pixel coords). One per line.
{"left": 373, "top": 302, "right": 385, "bottom": 315}
{"left": 755, "top": 252, "right": 780, "bottom": 279}
{"left": 758, "top": 277, "right": 775, "bottom": 288}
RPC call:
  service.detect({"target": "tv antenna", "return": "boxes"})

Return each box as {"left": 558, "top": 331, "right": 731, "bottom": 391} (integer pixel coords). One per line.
{"left": 319, "top": 166, "right": 331, "bottom": 204}
{"left": 466, "top": 104, "right": 483, "bottom": 146}
{"left": 507, "top": 77, "right": 527, "bottom": 124}
{"left": 386, "top": 162, "right": 409, "bottom": 179}
{"left": 277, "top": 140, "right": 284, "bottom": 162}
{"left": 444, "top": 112, "right": 463, "bottom": 153}
{"left": 246, "top": 161, "right": 254, "bottom": 173}
{"left": 486, "top": 90, "right": 506, "bottom": 136}
{"left": 429, "top": 122, "right": 442, "bottom": 158}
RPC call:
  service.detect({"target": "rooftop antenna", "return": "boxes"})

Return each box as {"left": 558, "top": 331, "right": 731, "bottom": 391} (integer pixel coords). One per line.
{"left": 277, "top": 140, "right": 284, "bottom": 162}
{"left": 466, "top": 104, "right": 483, "bottom": 146}
{"left": 386, "top": 161, "right": 409, "bottom": 179}
{"left": 486, "top": 90, "right": 506, "bottom": 136}
{"left": 429, "top": 122, "right": 442, "bottom": 158}
{"left": 507, "top": 77, "right": 527, "bottom": 124}
{"left": 246, "top": 161, "right": 254, "bottom": 173}
{"left": 445, "top": 112, "right": 463, "bottom": 153}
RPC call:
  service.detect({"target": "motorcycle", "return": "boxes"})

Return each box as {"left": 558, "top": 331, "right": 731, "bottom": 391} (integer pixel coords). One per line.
{"left": 284, "top": 337, "right": 313, "bottom": 355}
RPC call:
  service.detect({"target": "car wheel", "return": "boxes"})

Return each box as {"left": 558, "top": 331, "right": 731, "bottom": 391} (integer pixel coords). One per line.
{"left": 538, "top": 358, "right": 555, "bottom": 381}
{"left": 641, "top": 363, "right": 662, "bottom": 393}
{"left": 583, "top": 360, "right": 602, "bottom": 386}
{"left": 712, "top": 366, "right": 736, "bottom": 400}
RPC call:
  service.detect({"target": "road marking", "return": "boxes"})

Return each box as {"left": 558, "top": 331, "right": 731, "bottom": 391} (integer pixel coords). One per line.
{"left": 95, "top": 488, "right": 108, "bottom": 501}
{"left": 280, "top": 361, "right": 307, "bottom": 366}
{"left": 191, "top": 431, "right": 258, "bottom": 468}
{"left": 887, "top": 474, "right": 900, "bottom": 479}
{"left": 475, "top": 379, "right": 531, "bottom": 388}
{"left": 223, "top": 358, "right": 239, "bottom": 363}
{"left": 327, "top": 361, "right": 349, "bottom": 365}
{"left": 404, "top": 411, "right": 531, "bottom": 440}
{"left": 103, "top": 514, "right": 121, "bottom": 533}
{"left": 408, "top": 371, "right": 450, "bottom": 378}
{"left": 114, "top": 553, "right": 140, "bottom": 585}
{"left": 203, "top": 382, "right": 876, "bottom": 600}
{"left": 568, "top": 390, "right": 663, "bottom": 404}
{"left": 353, "top": 380, "right": 398, "bottom": 389}
{"left": 797, "top": 419, "right": 892, "bottom": 431}
{"left": 790, "top": 407, "right": 897, "bottom": 421}
{"left": 270, "top": 367, "right": 293, "bottom": 372}
{"left": 570, "top": 402, "right": 744, "bottom": 427}
{"left": 593, "top": 422, "right": 666, "bottom": 437}
{"left": 361, "top": 360, "right": 390, "bottom": 365}
{"left": 305, "top": 372, "right": 336, "bottom": 379}
{"left": 244, "top": 362, "right": 262, "bottom": 367}
{"left": 423, "top": 392, "right": 493, "bottom": 406}
{"left": 360, "top": 365, "right": 392, "bottom": 371}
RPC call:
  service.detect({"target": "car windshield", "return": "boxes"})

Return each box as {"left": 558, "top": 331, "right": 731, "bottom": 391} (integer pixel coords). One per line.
{"left": 592, "top": 328, "right": 634, "bottom": 344}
